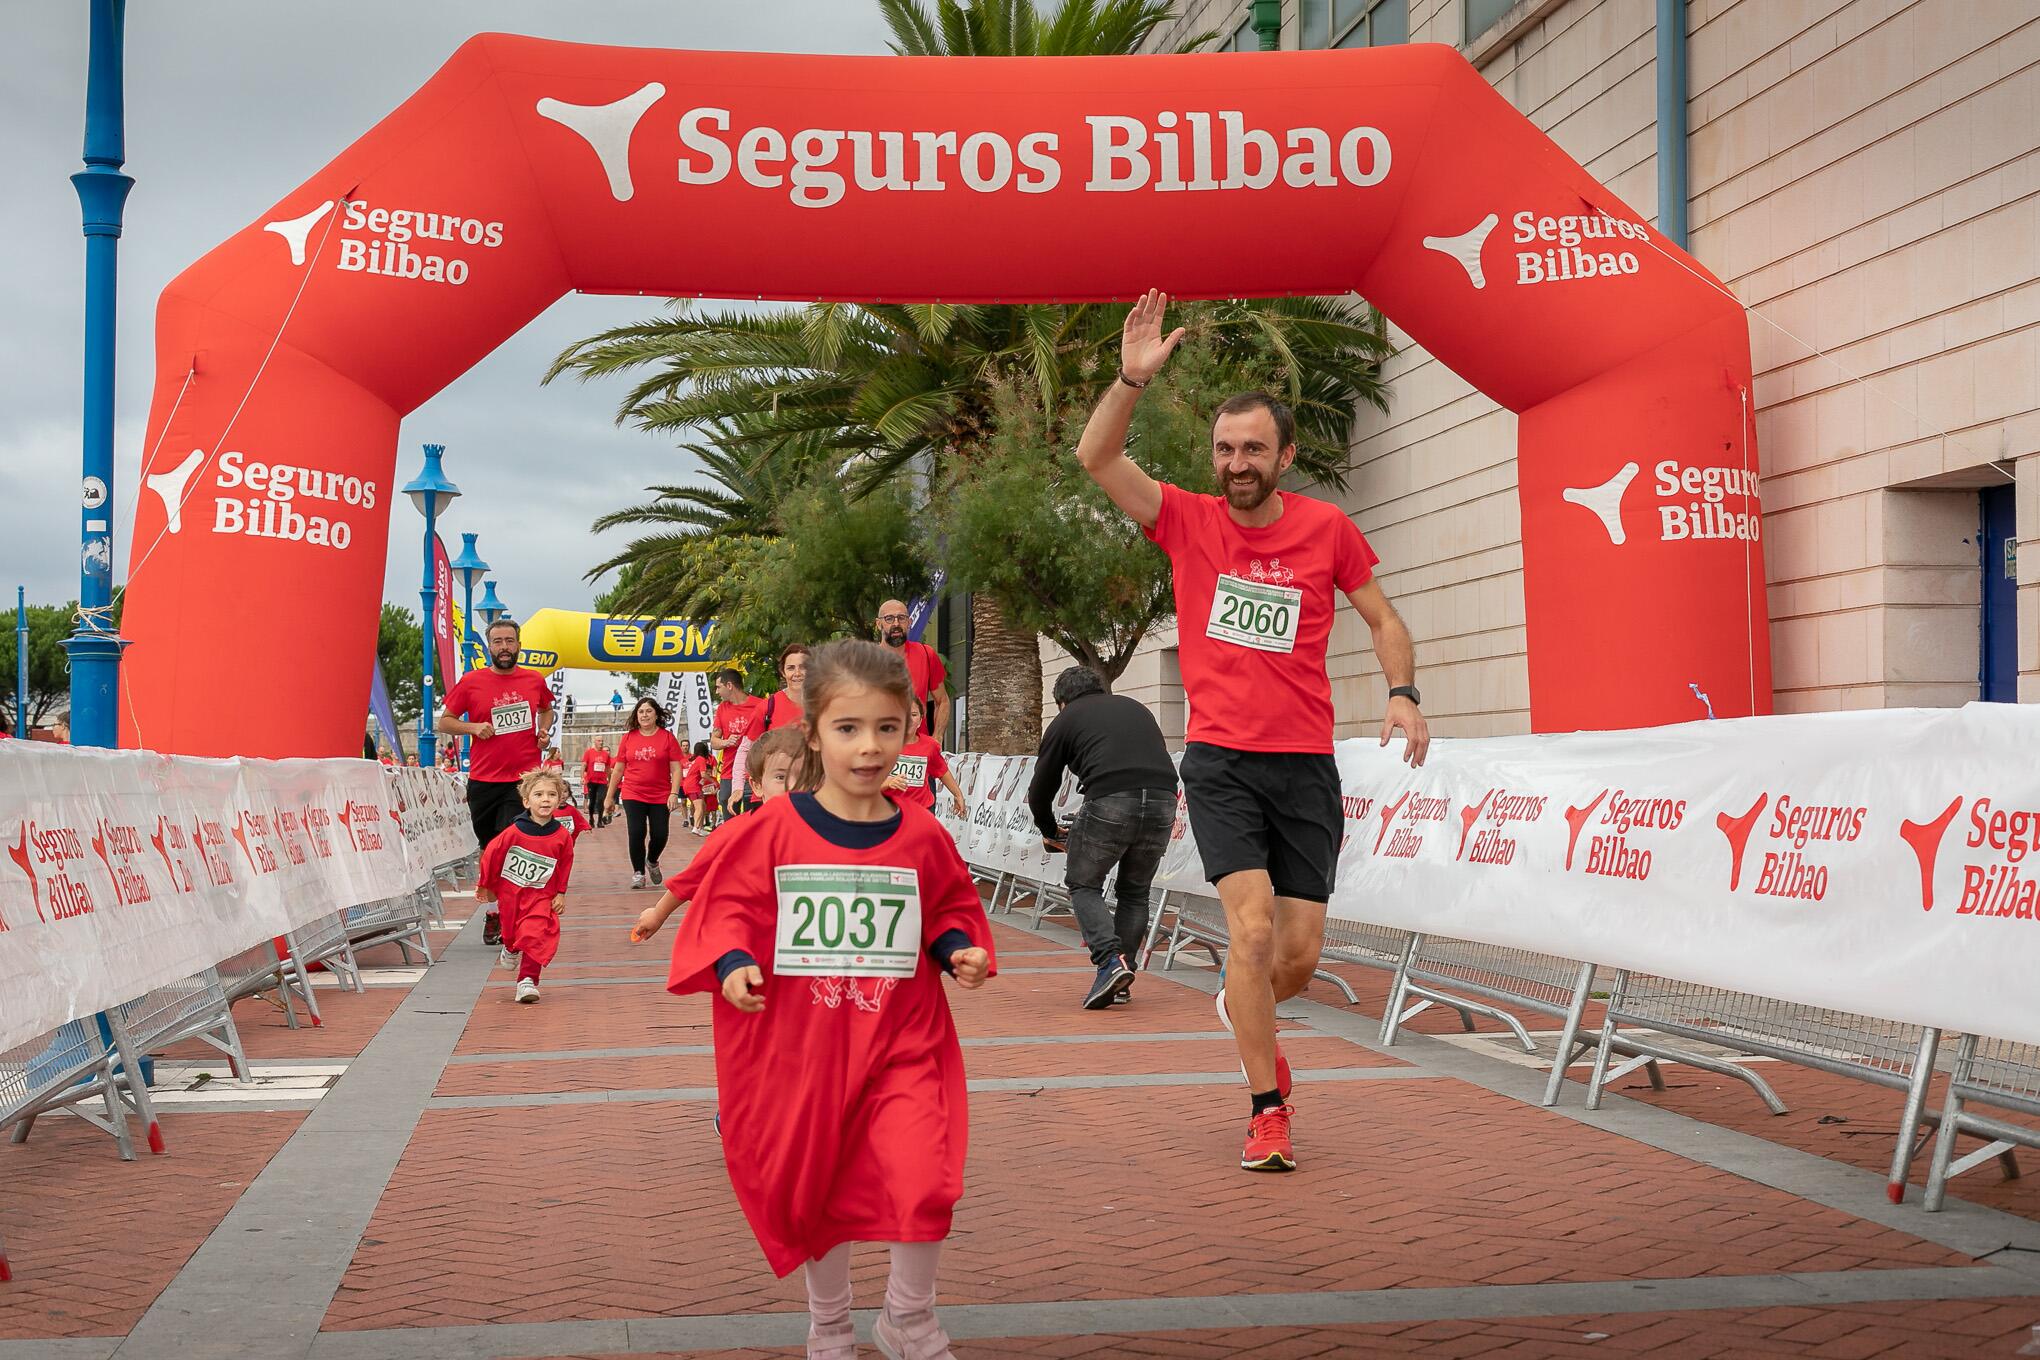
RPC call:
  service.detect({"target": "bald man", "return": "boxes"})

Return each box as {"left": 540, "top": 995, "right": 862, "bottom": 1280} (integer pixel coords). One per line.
{"left": 877, "top": 598, "right": 951, "bottom": 741}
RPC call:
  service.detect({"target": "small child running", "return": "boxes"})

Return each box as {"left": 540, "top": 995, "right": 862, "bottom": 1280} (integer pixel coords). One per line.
{"left": 682, "top": 741, "right": 713, "bottom": 833}
{"left": 631, "top": 726, "right": 803, "bottom": 944}
{"left": 666, "top": 640, "right": 994, "bottom": 1360}
{"left": 883, "top": 694, "right": 968, "bottom": 815}
{"left": 475, "top": 768, "right": 575, "bottom": 1004}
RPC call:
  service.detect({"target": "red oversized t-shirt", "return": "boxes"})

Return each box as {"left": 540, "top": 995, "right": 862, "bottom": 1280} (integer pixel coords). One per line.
{"left": 614, "top": 728, "right": 685, "bottom": 802}
{"left": 714, "top": 698, "right": 761, "bottom": 780}
{"left": 682, "top": 755, "right": 710, "bottom": 796}
{"left": 665, "top": 796, "right": 994, "bottom": 1276}
{"left": 582, "top": 747, "right": 612, "bottom": 786}
{"left": 892, "top": 640, "right": 947, "bottom": 707}
{"left": 441, "top": 667, "right": 553, "bottom": 782}
{"left": 890, "top": 735, "right": 950, "bottom": 810}
{"left": 1145, "top": 483, "right": 1378, "bottom": 753}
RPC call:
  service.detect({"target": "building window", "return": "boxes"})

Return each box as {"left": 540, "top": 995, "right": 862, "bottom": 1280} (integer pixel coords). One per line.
{"left": 1229, "top": 14, "right": 1257, "bottom": 51}
{"left": 1301, "top": 0, "right": 1330, "bottom": 48}
{"left": 1465, "top": 0, "right": 1514, "bottom": 44}
{"left": 1329, "top": 0, "right": 1407, "bottom": 48}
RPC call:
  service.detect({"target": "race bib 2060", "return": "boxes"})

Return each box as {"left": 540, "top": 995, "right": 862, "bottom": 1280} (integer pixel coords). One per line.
{"left": 502, "top": 846, "right": 557, "bottom": 889}
{"left": 774, "top": 865, "right": 921, "bottom": 978}
{"left": 1207, "top": 574, "right": 1302, "bottom": 654}
{"left": 491, "top": 700, "right": 534, "bottom": 735}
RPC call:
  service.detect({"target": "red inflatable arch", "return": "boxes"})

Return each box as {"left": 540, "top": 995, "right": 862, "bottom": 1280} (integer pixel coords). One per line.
{"left": 125, "top": 37, "right": 1769, "bottom": 757}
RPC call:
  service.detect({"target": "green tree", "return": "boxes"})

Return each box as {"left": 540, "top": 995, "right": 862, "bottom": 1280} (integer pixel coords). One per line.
{"left": 0, "top": 603, "right": 75, "bottom": 731}
{"left": 376, "top": 603, "right": 424, "bottom": 738}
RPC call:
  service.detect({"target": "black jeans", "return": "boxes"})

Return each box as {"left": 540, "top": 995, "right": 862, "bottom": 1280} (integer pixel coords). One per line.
{"left": 621, "top": 799, "right": 671, "bottom": 874}
{"left": 586, "top": 783, "right": 606, "bottom": 823}
{"left": 1063, "top": 788, "right": 1176, "bottom": 969}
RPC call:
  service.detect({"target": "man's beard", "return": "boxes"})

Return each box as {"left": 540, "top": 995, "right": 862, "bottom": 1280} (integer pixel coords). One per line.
{"left": 1221, "top": 467, "right": 1276, "bottom": 511}
{"left": 491, "top": 649, "right": 518, "bottom": 670}
{"left": 883, "top": 627, "right": 906, "bottom": 646}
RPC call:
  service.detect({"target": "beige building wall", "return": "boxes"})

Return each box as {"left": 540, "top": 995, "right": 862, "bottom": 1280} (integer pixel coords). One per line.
{"left": 1045, "top": 0, "right": 2039, "bottom": 738}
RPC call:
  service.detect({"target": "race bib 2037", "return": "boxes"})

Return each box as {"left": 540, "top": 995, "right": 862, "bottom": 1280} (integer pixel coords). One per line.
{"left": 502, "top": 846, "right": 557, "bottom": 889}
{"left": 491, "top": 700, "right": 534, "bottom": 735}
{"left": 774, "top": 865, "right": 921, "bottom": 978}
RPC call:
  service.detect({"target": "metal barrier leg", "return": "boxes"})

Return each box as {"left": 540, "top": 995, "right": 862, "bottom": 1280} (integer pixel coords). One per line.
{"left": 1379, "top": 934, "right": 1421, "bottom": 1046}
{"left": 1923, "top": 1034, "right": 1974, "bottom": 1212}
{"left": 1886, "top": 1027, "right": 1941, "bottom": 1203}
{"left": 286, "top": 949, "right": 325, "bottom": 1028}
{"left": 1136, "top": 891, "right": 1170, "bottom": 970}
{"left": 1309, "top": 963, "right": 1359, "bottom": 1005}
{"left": 1542, "top": 961, "right": 1597, "bottom": 1108}
{"left": 103, "top": 1010, "right": 164, "bottom": 1157}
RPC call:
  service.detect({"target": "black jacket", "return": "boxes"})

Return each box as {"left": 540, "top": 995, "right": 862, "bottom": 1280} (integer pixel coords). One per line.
{"left": 1028, "top": 693, "right": 1178, "bottom": 839}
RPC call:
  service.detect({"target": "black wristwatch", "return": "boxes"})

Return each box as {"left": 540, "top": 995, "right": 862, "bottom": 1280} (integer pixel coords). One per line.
{"left": 1388, "top": 685, "right": 1421, "bottom": 707}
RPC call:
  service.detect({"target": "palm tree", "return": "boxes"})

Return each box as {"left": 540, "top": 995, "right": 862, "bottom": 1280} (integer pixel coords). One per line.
{"left": 551, "top": 2, "right": 1391, "bottom": 752}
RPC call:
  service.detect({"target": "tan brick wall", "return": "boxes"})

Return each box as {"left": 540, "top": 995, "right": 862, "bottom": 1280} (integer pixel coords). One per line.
{"left": 1041, "top": 0, "right": 2038, "bottom": 733}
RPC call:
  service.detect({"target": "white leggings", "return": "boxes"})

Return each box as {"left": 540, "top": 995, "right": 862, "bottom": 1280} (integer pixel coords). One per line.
{"left": 803, "top": 1240, "right": 941, "bottom": 1324}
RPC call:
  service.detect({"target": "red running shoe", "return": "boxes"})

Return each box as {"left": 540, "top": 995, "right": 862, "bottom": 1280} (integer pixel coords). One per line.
{"left": 1215, "top": 988, "right": 1292, "bottom": 1100}
{"left": 1241, "top": 1103, "right": 1296, "bottom": 1172}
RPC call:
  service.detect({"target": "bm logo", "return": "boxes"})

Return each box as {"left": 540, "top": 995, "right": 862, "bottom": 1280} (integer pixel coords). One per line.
{"left": 516, "top": 648, "right": 561, "bottom": 669}
{"left": 588, "top": 619, "right": 719, "bottom": 663}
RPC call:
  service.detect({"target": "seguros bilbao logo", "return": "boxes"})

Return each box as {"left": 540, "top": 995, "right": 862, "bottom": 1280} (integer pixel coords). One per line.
{"left": 1900, "top": 796, "right": 2040, "bottom": 919}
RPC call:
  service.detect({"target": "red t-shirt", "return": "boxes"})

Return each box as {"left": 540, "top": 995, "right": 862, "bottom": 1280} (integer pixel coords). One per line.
{"left": 663, "top": 796, "right": 995, "bottom": 1276}
{"left": 441, "top": 667, "right": 553, "bottom": 782}
{"left": 759, "top": 690, "right": 805, "bottom": 731}
{"left": 614, "top": 728, "right": 686, "bottom": 802}
{"left": 714, "top": 698, "right": 762, "bottom": 780}
{"left": 892, "top": 640, "right": 947, "bottom": 706}
{"left": 1144, "top": 483, "right": 1377, "bottom": 754}
{"left": 890, "top": 735, "right": 950, "bottom": 810}
{"left": 682, "top": 755, "right": 711, "bottom": 797}
{"left": 582, "top": 747, "right": 612, "bottom": 786}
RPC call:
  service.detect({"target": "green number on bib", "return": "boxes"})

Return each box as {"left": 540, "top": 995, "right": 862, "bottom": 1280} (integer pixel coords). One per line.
{"left": 791, "top": 895, "right": 818, "bottom": 946}
{"left": 879, "top": 896, "right": 907, "bottom": 947}
{"left": 1217, "top": 596, "right": 1238, "bottom": 626}
{"left": 817, "top": 895, "right": 846, "bottom": 948}
{"left": 849, "top": 895, "right": 877, "bottom": 948}
{"left": 1272, "top": 605, "right": 1290, "bottom": 635}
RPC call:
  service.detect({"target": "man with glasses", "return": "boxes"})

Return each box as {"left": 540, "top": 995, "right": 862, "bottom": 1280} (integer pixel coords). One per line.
{"left": 876, "top": 598, "right": 951, "bottom": 743}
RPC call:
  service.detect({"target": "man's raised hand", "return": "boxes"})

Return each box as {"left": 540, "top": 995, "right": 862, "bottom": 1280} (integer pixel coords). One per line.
{"left": 1121, "top": 288, "right": 1187, "bottom": 385}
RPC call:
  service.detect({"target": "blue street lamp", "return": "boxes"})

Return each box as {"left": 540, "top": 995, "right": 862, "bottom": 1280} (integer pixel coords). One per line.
{"left": 65, "top": 0, "right": 135, "bottom": 750}
{"left": 400, "top": 444, "right": 459, "bottom": 767}
{"left": 476, "top": 579, "right": 506, "bottom": 628}
{"left": 449, "top": 532, "right": 489, "bottom": 772}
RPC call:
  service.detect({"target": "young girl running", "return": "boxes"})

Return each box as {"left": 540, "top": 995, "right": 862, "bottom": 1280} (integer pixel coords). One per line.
{"left": 632, "top": 726, "right": 805, "bottom": 944}
{"left": 475, "top": 769, "right": 575, "bottom": 1004}
{"left": 666, "top": 640, "right": 993, "bottom": 1360}
{"left": 883, "top": 695, "right": 968, "bottom": 815}
{"left": 682, "top": 741, "right": 713, "bottom": 833}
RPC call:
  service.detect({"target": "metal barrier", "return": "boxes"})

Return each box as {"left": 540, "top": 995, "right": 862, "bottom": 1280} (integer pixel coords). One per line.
{"left": 1924, "top": 1034, "right": 2034, "bottom": 1212}
{"left": 344, "top": 886, "right": 437, "bottom": 965}
{"left": 217, "top": 938, "right": 321, "bottom": 1034}
{"left": 3, "top": 968, "right": 240, "bottom": 1161}
{"left": 1586, "top": 972, "right": 1948, "bottom": 1200}
{"left": 289, "top": 909, "right": 363, "bottom": 996}
{"left": 1, "top": 1013, "right": 160, "bottom": 1161}
{"left": 1380, "top": 934, "right": 1624, "bottom": 1107}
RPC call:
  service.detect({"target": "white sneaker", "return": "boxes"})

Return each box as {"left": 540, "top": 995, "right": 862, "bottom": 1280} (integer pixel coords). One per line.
{"left": 631, "top": 871, "right": 646, "bottom": 889}
{"left": 648, "top": 860, "right": 663, "bottom": 882}
{"left": 497, "top": 946, "right": 521, "bottom": 970}
{"left": 515, "top": 978, "right": 540, "bottom": 1004}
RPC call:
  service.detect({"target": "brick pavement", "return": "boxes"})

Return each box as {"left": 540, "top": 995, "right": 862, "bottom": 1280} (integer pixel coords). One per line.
{"left": 3, "top": 820, "right": 2037, "bottom": 1357}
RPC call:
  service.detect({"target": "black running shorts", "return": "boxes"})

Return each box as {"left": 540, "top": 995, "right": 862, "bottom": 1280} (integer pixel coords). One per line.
{"left": 1178, "top": 743, "right": 1342, "bottom": 904}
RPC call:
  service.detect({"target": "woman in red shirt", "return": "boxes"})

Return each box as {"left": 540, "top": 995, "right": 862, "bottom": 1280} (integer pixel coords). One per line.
{"left": 604, "top": 696, "right": 685, "bottom": 888}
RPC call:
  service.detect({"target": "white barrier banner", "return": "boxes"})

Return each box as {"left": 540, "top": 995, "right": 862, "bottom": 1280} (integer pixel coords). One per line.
{"left": 0, "top": 743, "right": 473, "bottom": 1053}
{"left": 386, "top": 764, "right": 476, "bottom": 872}
{"left": 963, "top": 706, "right": 2040, "bottom": 1048}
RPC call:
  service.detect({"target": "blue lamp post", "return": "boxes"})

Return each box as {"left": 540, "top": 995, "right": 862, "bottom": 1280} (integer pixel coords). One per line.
{"left": 65, "top": 0, "right": 135, "bottom": 750}
{"left": 449, "top": 533, "right": 489, "bottom": 772}
{"left": 400, "top": 444, "right": 459, "bottom": 767}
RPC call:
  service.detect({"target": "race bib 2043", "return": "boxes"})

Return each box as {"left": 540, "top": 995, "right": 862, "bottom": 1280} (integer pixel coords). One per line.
{"left": 502, "top": 846, "right": 558, "bottom": 889}
{"left": 774, "top": 865, "right": 921, "bottom": 978}
{"left": 1207, "top": 574, "right": 1302, "bottom": 654}
{"left": 491, "top": 699, "right": 534, "bottom": 735}
{"left": 892, "top": 755, "right": 930, "bottom": 787}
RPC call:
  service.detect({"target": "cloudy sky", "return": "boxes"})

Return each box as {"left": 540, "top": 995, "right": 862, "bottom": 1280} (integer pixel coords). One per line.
{"left": 1, "top": 2, "right": 892, "bottom": 705}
